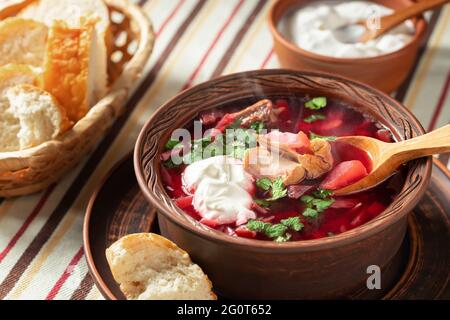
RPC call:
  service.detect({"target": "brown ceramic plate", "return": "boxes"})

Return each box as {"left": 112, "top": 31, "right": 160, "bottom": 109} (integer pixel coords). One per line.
{"left": 83, "top": 154, "right": 449, "bottom": 300}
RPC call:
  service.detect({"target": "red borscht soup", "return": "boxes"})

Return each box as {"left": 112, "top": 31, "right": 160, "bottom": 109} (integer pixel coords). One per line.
{"left": 160, "top": 96, "right": 401, "bottom": 242}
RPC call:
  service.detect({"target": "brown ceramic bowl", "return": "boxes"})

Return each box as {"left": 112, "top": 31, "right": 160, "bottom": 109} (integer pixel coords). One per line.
{"left": 268, "top": 0, "right": 427, "bottom": 93}
{"left": 134, "top": 69, "right": 432, "bottom": 299}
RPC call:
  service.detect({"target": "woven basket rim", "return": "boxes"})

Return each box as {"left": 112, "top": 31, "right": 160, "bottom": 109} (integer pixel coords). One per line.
{"left": 0, "top": 0, "right": 155, "bottom": 162}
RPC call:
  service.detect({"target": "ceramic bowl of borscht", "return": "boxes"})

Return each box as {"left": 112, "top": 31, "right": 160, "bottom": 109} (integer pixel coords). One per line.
{"left": 134, "top": 69, "right": 432, "bottom": 299}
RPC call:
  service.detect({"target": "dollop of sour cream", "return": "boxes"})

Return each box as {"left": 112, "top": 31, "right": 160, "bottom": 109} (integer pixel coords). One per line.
{"left": 278, "top": 1, "right": 414, "bottom": 58}
{"left": 182, "top": 155, "right": 255, "bottom": 226}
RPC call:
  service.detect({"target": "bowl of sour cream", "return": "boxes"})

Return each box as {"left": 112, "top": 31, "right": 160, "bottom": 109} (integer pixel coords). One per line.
{"left": 268, "top": 0, "right": 427, "bottom": 93}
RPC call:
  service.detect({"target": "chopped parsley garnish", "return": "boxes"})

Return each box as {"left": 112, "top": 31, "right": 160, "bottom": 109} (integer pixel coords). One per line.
{"left": 313, "top": 188, "right": 333, "bottom": 199}
{"left": 313, "top": 198, "right": 334, "bottom": 212}
{"left": 250, "top": 121, "right": 265, "bottom": 134}
{"left": 162, "top": 159, "right": 177, "bottom": 168}
{"left": 165, "top": 139, "right": 182, "bottom": 150}
{"left": 227, "top": 118, "right": 243, "bottom": 130}
{"left": 274, "top": 234, "right": 292, "bottom": 242}
{"left": 269, "top": 177, "right": 288, "bottom": 201}
{"left": 255, "top": 177, "right": 287, "bottom": 201}
{"left": 309, "top": 132, "right": 337, "bottom": 141}
{"left": 182, "top": 136, "right": 214, "bottom": 165}
{"left": 246, "top": 220, "right": 269, "bottom": 233}
{"left": 300, "top": 189, "right": 334, "bottom": 219}
{"left": 280, "top": 216, "right": 304, "bottom": 232}
{"left": 265, "top": 224, "right": 288, "bottom": 239}
{"left": 305, "top": 97, "right": 327, "bottom": 110}
{"left": 256, "top": 178, "right": 272, "bottom": 191}
{"left": 303, "top": 114, "right": 326, "bottom": 123}
{"left": 302, "top": 207, "right": 319, "bottom": 218}
{"left": 164, "top": 117, "right": 266, "bottom": 166}
{"left": 246, "top": 216, "right": 303, "bottom": 242}
{"left": 224, "top": 128, "right": 257, "bottom": 160}
{"left": 254, "top": 199, "right": 270, "bottom": 208}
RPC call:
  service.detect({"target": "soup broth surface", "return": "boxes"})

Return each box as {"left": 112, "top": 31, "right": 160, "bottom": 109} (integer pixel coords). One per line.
{"left": 160, "top": 95, "right": 403, "bottom": 241}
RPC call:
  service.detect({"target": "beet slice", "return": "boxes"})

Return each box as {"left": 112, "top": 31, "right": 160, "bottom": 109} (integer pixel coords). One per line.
{"left": 315, "top": 118, "right": 343, "bottom": 132}
{"left": 174, "top": 195, "right": 193, "bottom": 209}
{"left": 235, "top": 226, "right": 257, "bottom": 239}
{"left": 214, "top": 113, "right": 237, "bottom": 132}
{"left": 330, "top": 198, "right": 360, "bottom": 209}
{"left": 200, "top": 218, "right": 219, "bottom": 228}
{"left": 321, "top": 160, "right": 368, "bottom": 190}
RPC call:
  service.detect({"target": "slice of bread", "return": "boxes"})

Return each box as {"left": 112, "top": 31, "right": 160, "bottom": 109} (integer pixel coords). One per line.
{"left": 0, "top": 84, "right": 70, "bottom": 152}
{"left": 0, "top": 18, "right": 48, "bottom": 67}
{"left": 20, "top": 0, "right": 109, "bottom": 100}
{"left": 0, "top": 98, "right": 21, "bottom": 152}
{"left": 0, "top": 63, "right": 41, "bottom": 93}
{"left": 0, "top": 0, "right": 35, "bottom": 20}
{"left": 0, "top": 64, "right": 41, "bottom": 151}
{"left": 106, "top": 233, "right": 217, "bottom": 300}
{"left": 43, "top": 19, "right": 99, "bottom": 122}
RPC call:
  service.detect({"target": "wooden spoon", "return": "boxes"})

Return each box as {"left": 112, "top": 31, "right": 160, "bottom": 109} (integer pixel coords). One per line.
{"left": 333, "top": 0, "right": 449, "bottom": 44}
{"left": 333, "top": 124, "right": 450, "bottom": 196}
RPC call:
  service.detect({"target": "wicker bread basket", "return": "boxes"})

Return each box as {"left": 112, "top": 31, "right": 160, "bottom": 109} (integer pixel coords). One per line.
{"left": 0, "top": 0, "right": 155, "bottom": 197}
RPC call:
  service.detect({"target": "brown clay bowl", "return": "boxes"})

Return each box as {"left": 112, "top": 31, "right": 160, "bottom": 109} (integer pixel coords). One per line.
{"left": 134, "top": 69, "right": 432, "bottom": 299}
{"left": 268, "top": 0, "right": 427, "bottom": 93}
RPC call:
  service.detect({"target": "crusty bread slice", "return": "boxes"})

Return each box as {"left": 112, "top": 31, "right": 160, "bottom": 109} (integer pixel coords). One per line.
{"left": 0, "top": 63, "right": 41, "bottom": 93}
{"left": 0, "top": 98, "right": 21, "bottom": 152}
{"left": 0, "top": 18, "right": 48, "bottom": 67}
{"left": 0, "top": 84, "right": 71, "bottom": 152}
{"left": 43, "top": 19, "right": 98, "bottom": 122}
{"left": 0, "top": 0, "right": 35, "bottom": 20}
{"left": 106, "top": 233, "right": 217, "bottom": 300}
{"left": 19, "top": 0, "right": 110, "bottom": 37}
{"left": 0, "top": 64, "right": 41, "bottom": 152}
{"left": 20, "top": 0, "right": 109, "bottom": 100}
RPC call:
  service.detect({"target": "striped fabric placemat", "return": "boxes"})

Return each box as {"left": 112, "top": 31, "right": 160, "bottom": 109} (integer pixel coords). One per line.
{"left": 0, "top": 0, "right": 448, "bottom": 300}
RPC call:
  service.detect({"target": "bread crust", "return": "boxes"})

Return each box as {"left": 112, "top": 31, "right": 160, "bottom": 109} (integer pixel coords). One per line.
{"left": 19, "top": 0, "right": 111, "bottom": 90}
{"left": 106, "top": 233, "right": 217, "bottom": 300}
{"left": 43, "top": 19, "right": 95, "bottom": 122}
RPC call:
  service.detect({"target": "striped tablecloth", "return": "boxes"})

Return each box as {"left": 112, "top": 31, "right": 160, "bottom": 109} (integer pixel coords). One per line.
{"left": 0, "top": 0, "right": 448, "bottom": 300}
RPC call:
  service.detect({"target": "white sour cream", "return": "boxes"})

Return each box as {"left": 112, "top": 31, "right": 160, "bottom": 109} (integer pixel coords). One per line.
{"left": 182, "top": 155, "right": 256, "bottom": 226}
{"left": 278, "top": 1, "right": 415, "bottom": 58}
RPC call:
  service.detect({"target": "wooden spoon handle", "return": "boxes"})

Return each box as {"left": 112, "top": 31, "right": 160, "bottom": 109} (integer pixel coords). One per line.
{"left": 360, "top": 0, "right": 450, "bottom": 42}
{"left": 390, "top": 124, "right": 450, "bottom": 161}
